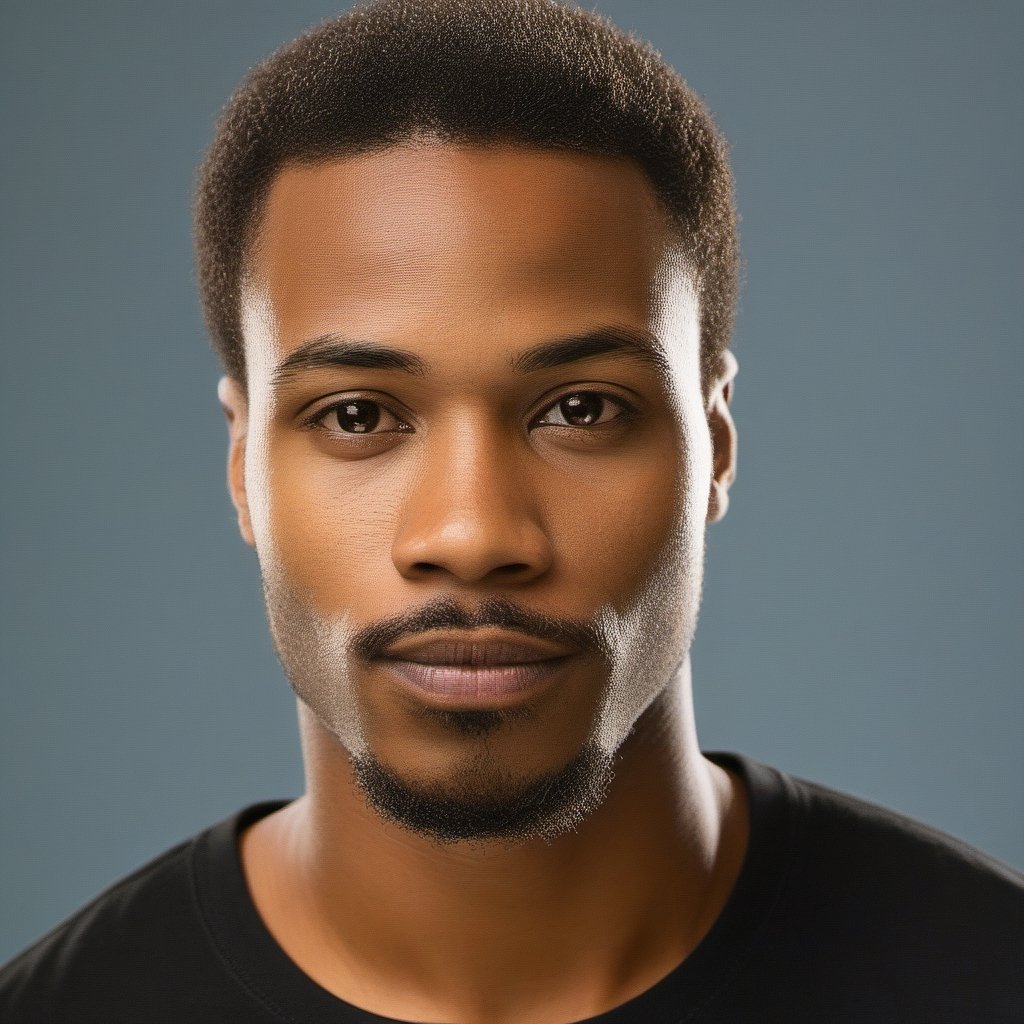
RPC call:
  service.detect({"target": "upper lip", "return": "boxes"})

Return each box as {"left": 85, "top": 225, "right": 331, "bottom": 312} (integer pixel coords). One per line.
{"left": 380, "top": 630, "right": 575, "bottom": 666}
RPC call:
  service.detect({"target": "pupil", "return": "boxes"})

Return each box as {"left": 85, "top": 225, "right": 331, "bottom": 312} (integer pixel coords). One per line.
{"left": 560, "top": 393, "right": 603, "bottom": 426}
{"left": 337, "top": 400, "right": 380, "bottom": 433}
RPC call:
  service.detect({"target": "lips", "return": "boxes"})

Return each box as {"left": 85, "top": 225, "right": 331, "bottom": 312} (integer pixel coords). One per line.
{"left": 379, "top": 630, "right": 575, "bottom": 666}
{"left": 377, "top": 630, "right": 576, "bottom": 704}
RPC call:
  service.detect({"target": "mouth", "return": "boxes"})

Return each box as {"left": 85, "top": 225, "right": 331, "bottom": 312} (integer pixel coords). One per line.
{"left": 377, "top": 630, "right": 576, "bottom": 705}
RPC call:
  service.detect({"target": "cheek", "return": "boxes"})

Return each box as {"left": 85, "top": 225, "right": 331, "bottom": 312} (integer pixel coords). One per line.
{"left": 546, "top": 431, "right": 694, "bottom": 594}
{"left": 251, "top": 434, "right": 407, "bottom": 603}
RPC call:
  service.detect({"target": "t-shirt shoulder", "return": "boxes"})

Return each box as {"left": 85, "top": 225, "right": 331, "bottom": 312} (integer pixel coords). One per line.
{"left": 0, "top": 833, "right": 187, "bottom": 1009}
{"left": 787, "top": 766, "right": 1024, "bottom": 905}
{"left": 734, "top": 760, "right": 1024, "bottom": 1018}
{"left": 716, "top": 750, "right": 1024, "bottom": 900}
{"left": 0, "top": 810, "right": 280, "bottom": 1022}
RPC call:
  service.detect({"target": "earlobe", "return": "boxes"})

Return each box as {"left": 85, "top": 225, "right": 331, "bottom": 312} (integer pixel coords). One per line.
{"left": 217, "top": 376, "right": 256, "bottom": 548}
{"left": 706, "top": 479, "right": 730, "bottom": 523}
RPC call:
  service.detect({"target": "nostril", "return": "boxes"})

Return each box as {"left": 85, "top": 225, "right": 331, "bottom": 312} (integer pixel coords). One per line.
{"left": 496, "top": 563, "right": 532, "bottom": 575}
{"left": 409, "top": 561, "right": 531, "bottom": 577}
{"left": 411, "top": 562, "right": 444, "bottom": 574}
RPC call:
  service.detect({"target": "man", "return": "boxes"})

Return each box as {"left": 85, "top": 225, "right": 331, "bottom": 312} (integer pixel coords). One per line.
{"left": 2, "top": 0, "right": 1021, "bottom": 1020}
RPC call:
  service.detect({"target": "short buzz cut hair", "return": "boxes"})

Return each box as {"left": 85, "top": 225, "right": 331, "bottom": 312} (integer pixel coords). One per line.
{"left": 193, "top": 0, "right": 740, "bottom": 397}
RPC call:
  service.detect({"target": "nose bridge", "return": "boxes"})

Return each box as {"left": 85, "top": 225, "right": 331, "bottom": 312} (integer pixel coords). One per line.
{"left": 391, "top": 407, "right": 550, "bottom": 583}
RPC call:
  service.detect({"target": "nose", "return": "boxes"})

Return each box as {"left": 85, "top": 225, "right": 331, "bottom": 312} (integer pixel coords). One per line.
{"left": 390, "top": 417, "right": 553, "bottom": 586}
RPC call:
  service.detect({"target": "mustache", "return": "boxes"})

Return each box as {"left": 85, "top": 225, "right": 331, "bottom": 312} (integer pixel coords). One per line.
{"left": 351, "top": 595, "right": 606, "bottom": 662}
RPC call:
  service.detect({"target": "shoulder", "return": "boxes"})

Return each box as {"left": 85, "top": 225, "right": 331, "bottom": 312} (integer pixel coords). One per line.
{"left": 0, "top": 805, "right": 280, "bottom": 1023}
{"left": 758, "top": 761, "right": 1024, "bottom": 1015}
{"left": 787, "top": 768, "right": 1024, "bottom": 916}
{"left": 0, "top": 835, "right": 197, "bottom": 1018}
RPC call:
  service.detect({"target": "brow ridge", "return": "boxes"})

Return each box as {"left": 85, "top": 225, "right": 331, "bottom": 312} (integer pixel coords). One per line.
{"left": 271, "top": 324, "right": 669, "bottom": 389}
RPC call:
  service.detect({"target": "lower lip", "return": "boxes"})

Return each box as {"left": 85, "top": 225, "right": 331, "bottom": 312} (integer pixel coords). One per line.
{"left": 381, "top": 657, "right": 572, "bottom": 705}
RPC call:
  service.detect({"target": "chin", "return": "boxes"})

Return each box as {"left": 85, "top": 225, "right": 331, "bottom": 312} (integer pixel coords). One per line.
{"left": 347, "top": 735, "right": 617, "bottom": 846}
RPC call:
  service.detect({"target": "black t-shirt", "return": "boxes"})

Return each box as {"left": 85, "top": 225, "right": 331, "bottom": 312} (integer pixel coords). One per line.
{"left": 2, "top": 751, "right": 1022, "bottom": 1022}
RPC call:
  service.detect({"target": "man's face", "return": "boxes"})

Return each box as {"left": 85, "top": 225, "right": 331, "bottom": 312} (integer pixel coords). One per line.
{"left": 223, "top": 142, "right": 731, "bottom": 846}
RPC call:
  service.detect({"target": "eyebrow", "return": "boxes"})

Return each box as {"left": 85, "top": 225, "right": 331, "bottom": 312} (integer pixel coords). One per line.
{"left": 271, "top": 324, "right": 669, "bottom": 390}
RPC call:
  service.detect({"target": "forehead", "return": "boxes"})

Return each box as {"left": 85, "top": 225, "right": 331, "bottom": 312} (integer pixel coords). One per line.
{"left": 243, "top": 143, "right": 693, "bottom": 371}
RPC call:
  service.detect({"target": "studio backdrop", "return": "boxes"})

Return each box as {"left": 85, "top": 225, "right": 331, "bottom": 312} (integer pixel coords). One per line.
{"left": 2, "top": 0, "right": 1021, "bottom": 961}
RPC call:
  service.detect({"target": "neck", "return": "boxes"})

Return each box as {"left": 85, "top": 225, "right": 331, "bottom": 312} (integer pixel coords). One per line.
{"left": 240, "top": 658, "right": 749, "bottom": 1024}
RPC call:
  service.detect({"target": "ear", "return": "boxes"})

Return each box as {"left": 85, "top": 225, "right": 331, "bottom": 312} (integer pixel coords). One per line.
{"left": 705, "top": 350, "right": 739, "bottom": 524}
{"left": 217, "top": 376, "right": 256, "bottom": 548}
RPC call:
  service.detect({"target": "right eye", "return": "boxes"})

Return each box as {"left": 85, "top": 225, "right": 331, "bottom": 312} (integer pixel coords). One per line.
{"left": 305, "top": 397, "right": 412, "bottom": 436}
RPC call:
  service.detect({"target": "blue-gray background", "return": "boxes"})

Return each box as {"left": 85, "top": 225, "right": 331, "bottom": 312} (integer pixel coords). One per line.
{"left": 2, "top": 0, "right": 1021, "bottom": 961}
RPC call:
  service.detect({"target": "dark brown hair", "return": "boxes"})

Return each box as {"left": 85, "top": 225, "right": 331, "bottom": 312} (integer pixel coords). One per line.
{"left": 193, "top": 0, "right": 739, "bottom": 395}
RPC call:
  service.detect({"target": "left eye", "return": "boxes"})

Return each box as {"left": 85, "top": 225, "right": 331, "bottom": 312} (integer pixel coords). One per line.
{"left": 535, "top": 392, "right": 631, "bottom": 428}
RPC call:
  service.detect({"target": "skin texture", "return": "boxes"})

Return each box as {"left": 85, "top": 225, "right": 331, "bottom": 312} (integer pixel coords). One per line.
{"left": 219, "top": 142, "right": 744, "bottom": 1023}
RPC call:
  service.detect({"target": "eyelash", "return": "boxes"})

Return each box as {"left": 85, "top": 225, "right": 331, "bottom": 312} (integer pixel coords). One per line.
{"left": 301, "top": 390, "right": 639, "bottom": 438}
